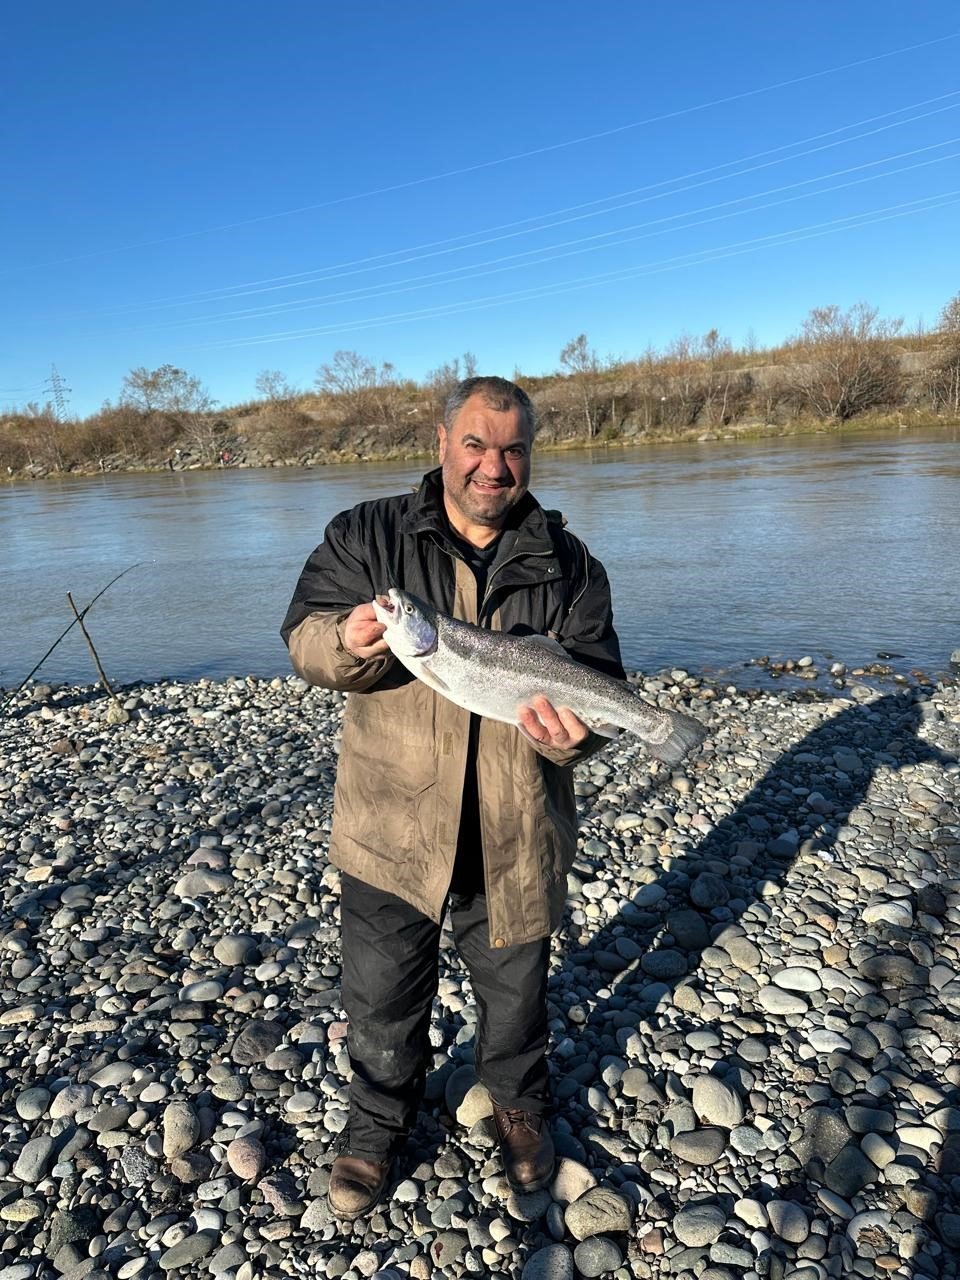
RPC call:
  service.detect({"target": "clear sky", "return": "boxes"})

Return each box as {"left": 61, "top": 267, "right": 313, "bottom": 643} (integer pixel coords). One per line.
{"left": 3, "top": 2, "right": 959, "bottom": 417}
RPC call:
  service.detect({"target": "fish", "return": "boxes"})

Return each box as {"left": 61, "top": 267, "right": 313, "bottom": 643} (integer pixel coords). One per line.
{"left": 371, "top": 587, "right": 707, "bottom": 765}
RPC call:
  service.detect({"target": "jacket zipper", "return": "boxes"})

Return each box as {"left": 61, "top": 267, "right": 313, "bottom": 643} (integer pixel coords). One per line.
{"left": 479, "top": 548, "right": 555, "bottom": 624}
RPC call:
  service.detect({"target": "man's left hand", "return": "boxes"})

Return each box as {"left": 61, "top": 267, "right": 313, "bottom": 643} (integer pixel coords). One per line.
{"left": 517, "top": 696, "right": 590, "bottom": 749}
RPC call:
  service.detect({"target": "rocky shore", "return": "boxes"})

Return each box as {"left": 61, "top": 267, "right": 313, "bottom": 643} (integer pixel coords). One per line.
{"left": 1, "top": 671, "right": 958, "bottom": 1280}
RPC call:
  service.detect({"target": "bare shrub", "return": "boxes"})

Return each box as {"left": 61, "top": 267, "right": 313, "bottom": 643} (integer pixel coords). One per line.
{"left": 256, "top": 406, "right": 320, "bottom": 458}
{"left": 923, "top": 292, "right": 960, "bottom": 414}
{"left": 788, "top": 304, "right": 904, "bottom": 420}
{"left": 315, "top": 351, "right": 403, "bottom": 427}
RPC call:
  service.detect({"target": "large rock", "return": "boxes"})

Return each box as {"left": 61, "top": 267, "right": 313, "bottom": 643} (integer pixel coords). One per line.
{"left": 231, "top": 1018, "right": 285, "bottom": 1066}
{"left": 173, "top": 869, "right": 234, "bottom": 899}
{"left": 564, "top": 1187, "right": 634, "bottom": 1241}
{"left": 691, "top": 1075, "right": 745, "bottom": 1129}
{"left": 13, "top": 1137, "right": 55, "bottom": 1184}
{"left": 521, "top": 1244, "right": 575, "bottom": 1280}
{"left": 162, "top": 1099, "right": 200, "bottom": 1159}
{"left": 673, "top": 1201, "right": 726, "bottom": 1246}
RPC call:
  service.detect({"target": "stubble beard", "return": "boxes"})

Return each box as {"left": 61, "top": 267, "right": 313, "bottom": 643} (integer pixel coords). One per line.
{"left": 455, "top": 475, "right": 525, "bottom": 526}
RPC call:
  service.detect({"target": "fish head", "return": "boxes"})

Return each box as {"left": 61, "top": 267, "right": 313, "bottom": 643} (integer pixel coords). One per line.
{"left": 372, "top": 588, "right": 438, "bottom": 657}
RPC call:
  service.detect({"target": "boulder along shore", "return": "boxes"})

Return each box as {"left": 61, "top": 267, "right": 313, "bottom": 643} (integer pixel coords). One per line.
{"left": 0, "top": 672, "right": 958, "bottom": 1280}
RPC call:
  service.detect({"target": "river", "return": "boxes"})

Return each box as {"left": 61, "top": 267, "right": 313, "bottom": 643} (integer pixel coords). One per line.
{"left": 1, "top": 427, "right": 958, "bottom": 689}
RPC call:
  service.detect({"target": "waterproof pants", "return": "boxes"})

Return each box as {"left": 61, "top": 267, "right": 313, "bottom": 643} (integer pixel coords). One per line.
{"left": 339, "top": 872, "right": 551, "bottom": 1160}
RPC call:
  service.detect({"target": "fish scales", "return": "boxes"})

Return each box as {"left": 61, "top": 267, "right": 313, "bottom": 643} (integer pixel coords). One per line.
{"left": 372, "top": 588, "right": 706, "bottom": 765}
{"left": 431, "top": 613, "right": 674, "bottom": 737}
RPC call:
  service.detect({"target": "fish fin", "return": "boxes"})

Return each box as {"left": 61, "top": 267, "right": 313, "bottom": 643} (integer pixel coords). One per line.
{"left": 523, "top": 635, "right": 570, "bottom": 659}
{"left": 591, "top": 723, "right": 621, "bottom": 739}
{"left": 648, "top": 711, "right": 707, "bottom": 765}
{"left": 418, "top": 662, "right": 449, "bottom": 692}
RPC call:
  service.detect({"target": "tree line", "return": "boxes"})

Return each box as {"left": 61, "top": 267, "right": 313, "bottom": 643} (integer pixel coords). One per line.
{"left": 3, "top": 295, "right": 959, "bottom": 477}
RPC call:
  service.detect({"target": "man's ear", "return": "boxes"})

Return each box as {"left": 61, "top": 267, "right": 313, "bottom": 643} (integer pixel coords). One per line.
{"left": 437, "top": 422, "right": 448, "bottom": 462}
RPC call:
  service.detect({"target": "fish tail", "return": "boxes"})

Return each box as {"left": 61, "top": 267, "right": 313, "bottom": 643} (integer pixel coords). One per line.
{"left": 650, "top": 709, "right": 707, "bottom": 765}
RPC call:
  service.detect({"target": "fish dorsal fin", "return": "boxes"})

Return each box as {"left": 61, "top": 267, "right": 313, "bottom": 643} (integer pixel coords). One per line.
{"left": 524, "top": 634, "right": 570, "bottom": 659}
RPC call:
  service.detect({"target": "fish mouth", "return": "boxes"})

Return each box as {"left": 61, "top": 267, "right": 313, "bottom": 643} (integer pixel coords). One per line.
{"left": 374, "top": 592, "right": 396, "bottom": 616}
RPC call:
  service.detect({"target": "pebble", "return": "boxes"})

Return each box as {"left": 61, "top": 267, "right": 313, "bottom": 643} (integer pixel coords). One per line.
{"left": 573, "top": 1236, "right": 623, "bottom": 1276}
{"left": 162, "top": 1099, "right": 200, "bottom": 1158}
{"left": 691, "top": 1074, "right": 745, "bottom": 1128}
{"left": 0, "top": 673, "right": 956, "bottom": 1280}
{"left": 673, "top": 1201, "right": 727, "bottom": 1246}
{"left": 521, "top": 1244, "right": 575, "bottom": 1280}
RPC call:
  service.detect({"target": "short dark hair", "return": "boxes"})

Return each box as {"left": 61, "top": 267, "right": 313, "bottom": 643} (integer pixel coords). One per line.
{"left": 442, "top": 376, "right": 536, "bottom": 437}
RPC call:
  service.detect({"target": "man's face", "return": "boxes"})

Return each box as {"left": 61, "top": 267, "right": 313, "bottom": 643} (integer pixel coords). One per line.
{"left": 438, "top": 394, "right": 532, "bottom": 531}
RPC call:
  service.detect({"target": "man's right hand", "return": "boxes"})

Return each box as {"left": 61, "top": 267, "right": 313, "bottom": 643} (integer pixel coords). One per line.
{"left": 341, "top": 602, "right": 390, "bottom": 659}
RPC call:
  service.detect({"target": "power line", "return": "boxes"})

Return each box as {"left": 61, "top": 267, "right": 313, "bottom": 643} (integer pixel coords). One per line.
{"left": 4, "top": 29, "right": 958, "bottom": 278}
{"left": 192, "top": 191, "right": 960, "bottom": 352}
{"left": 70, "top": 90, "right": 960, "bottom": 322}
{"left": 132, "top": 140, "right": 960, "bottom": 334}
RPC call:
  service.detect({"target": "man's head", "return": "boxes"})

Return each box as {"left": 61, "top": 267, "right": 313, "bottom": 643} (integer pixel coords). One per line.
{"left": 438, "top": 377, "right": 535, "bottom": 540}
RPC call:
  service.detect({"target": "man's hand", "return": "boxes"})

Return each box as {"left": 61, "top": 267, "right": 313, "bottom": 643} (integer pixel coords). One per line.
{"left": 517, "top": 695, "right": 590, "bottom": 749}
{"left": 341, "top": 603, "right": 390, "bottom": 659}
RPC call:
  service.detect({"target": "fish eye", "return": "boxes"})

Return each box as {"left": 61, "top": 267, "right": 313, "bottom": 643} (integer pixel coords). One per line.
{"left": 403, "top": 603, "right": 413, "bottom": 614}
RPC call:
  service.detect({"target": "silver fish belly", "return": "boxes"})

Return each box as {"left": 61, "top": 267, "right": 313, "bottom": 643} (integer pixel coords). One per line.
{"left": 374, "top": 589, "right": 706, "bottom": 765}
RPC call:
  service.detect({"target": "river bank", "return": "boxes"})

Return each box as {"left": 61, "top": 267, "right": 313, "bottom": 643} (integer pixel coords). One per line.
{"left": 3, "top": 410, "right": 958, "bottom": 485}
{"left": 1, "top": 672, "right": 958, "bottom": 1280}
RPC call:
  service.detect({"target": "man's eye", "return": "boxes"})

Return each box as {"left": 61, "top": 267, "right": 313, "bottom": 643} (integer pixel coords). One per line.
{"left": 507, "top": 448, "right": 526, "bottom": 458}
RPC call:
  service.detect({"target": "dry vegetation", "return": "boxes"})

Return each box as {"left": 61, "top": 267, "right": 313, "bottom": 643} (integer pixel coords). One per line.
{"left": 3, "top": 297, "right": 960, "bottom": 479}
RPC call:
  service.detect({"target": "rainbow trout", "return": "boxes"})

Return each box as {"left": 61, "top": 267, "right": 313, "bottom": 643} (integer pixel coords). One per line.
{"left": 371, "top": 588, "right": 706, "bottom": 765}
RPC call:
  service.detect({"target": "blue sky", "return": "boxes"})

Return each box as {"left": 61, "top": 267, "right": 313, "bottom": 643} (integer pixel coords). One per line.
{"left": 3, "top": 2, "right": 959, "bottom": 417}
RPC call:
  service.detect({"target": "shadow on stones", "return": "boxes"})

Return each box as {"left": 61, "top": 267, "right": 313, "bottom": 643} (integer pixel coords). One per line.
{"left": 541, "top": 691, "right": 958, "bottom": 1277}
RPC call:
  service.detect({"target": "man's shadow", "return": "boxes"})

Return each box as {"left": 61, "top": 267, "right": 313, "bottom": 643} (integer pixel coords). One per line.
{"left": 540, "top": 690, "right": 958, "bottom": 1270}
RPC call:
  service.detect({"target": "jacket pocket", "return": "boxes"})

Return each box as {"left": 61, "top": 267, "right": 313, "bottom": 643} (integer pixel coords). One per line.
{"left": 334, "top": 754, "right": 435, "bottom": 864}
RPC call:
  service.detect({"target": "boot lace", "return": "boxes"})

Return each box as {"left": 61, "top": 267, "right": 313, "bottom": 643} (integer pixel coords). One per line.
{"left": 497, "top": 1107, "right": 542, "bottom": 1134}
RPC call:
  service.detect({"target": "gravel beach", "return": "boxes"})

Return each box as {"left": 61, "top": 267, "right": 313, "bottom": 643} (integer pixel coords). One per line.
{"left": 1, "top": 670, "right": 958, "bottom": 1280}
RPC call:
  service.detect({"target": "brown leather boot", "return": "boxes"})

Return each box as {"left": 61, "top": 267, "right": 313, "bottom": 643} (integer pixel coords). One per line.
{"left": 492, "top": 1103, "right": 555, "bottom": 1193}
{"left": 327, "top": 1152, "right": 392, "bottom": 1220}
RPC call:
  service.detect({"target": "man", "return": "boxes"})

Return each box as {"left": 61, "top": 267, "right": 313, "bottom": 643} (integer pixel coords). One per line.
{"left": 281, "top": 376, "right": 623, "bottom": 1219}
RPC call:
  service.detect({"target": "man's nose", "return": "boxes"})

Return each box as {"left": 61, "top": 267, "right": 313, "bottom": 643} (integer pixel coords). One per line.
{"left": 479, "top": 450, "right": 510, "bottom": 479}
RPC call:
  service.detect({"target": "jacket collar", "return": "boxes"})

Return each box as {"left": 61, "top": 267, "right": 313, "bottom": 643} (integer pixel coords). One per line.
{"left": 401, "top": 466, "right": 560, "bottom": 553}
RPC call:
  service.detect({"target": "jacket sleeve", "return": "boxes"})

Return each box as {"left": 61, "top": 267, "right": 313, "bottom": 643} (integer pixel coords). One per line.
{"left": 535, "top": 543, "right": 625, "bottom": 769}
{"left": 280, "top": 509, "right": 396, "bottom": 692}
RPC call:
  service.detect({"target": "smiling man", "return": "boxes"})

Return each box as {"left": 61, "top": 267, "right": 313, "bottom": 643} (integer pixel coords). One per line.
{"left": 281, "top": 376, "right": 624, "bottom": 1219}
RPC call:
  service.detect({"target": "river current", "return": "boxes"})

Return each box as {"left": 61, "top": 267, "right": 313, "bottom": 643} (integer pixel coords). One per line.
{"left": 1, "top": 427, "right": 958, "bottom": 688}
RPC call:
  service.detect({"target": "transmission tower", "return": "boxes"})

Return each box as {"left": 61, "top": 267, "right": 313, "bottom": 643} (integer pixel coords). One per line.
{"left": 44, "top": 365, "right": 71, "bottom": 420}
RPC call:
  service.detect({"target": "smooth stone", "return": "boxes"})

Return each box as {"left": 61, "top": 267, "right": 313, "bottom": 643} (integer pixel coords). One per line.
{"left": 226, "top": 1136, "right": 266, "bottom": 1181}
{"left": 15, "top": 1087, "right": 51, "bottom": 1121}
{"left": 691, "top": 1075, "right": 745, "bottom": 1128}
{"left": 758, "top": 987, "right": 809, "bottom": 1015}
{"left": 863, "top": 901, "right": 913, "bottom": 927}
{"left": 573, "top": 1236, "right": 624, "bottom": 1277}
{"left": 521, "top": 1244, "right": 575, "bottom": 1280}
{"left": 159, "top": 1231, "right": 218, "bottom": 1270}
{"left": 771, "top": 966, "right": 821, "bottom": 992}
{"left": 173, "top": 869, "right": 233, "bottom": 898}
{"left": 767, "top": 1200, "right": 810, "bottom": 1244}
{"left": 673, "top": 1202, "right": 726, "bottom": 1246}
{"left": 670, "top": 1128, "right": 727, "bottom": 1165}
{"left": 550, "top": 1158, "right": 597, "bottom": 1205}
{"left": 180, "top": 979, "right": 224, "bottom": 1002}
{"left": 13, "top": 1136, "right": 55, "bottom": 1183}
{"left": 162, "top": 1099, "right": 200, "bottom": 1158}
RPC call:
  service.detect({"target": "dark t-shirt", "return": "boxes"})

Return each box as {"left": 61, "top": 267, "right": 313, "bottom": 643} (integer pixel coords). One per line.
{"left": 448, "top": 529, "right": 504, "bottom": 898}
